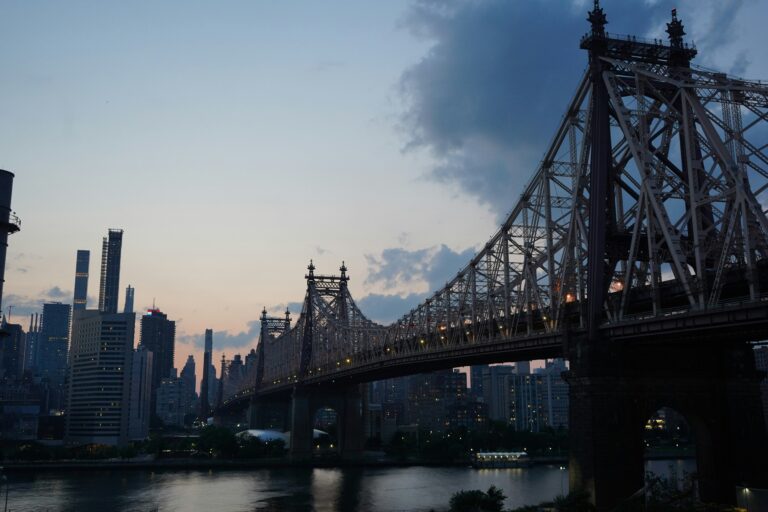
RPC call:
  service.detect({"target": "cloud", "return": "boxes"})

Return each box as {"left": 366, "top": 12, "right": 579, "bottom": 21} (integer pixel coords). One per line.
{"left": 3, "top": 286, "right": 74, "bottom": 319}
{"left": 365, "top": 243, "right": 475, "bottom": 293}
{"left": 45, "top": 286, "right": 69, "bottom": 299}
{"left": 397, "top": 0, "right": 754, "bottom": 217}
{"left": 178, "top": 320, "right": 261, "bottom": 351}
{"left": 358, "top": 243, "right": 476, "bottom": 323}
{"left": 357, "top": 292, "right": 429, "bottom": 324}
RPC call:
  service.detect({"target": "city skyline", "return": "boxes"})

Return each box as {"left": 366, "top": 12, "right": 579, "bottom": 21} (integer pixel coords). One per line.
{"left": 2, "top": 0, "right": 767, "bottom": 374}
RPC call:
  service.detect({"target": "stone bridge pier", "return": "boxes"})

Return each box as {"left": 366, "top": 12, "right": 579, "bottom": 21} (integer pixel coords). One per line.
{"left": 288, "top": 384, "right": 364, "bottom": 461}
{"left": 567, "top": 339, "right": 768, "bottom": 510}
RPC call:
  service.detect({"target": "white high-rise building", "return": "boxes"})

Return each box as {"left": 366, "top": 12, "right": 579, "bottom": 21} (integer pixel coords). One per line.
{"left": 65, "top": 310, "right": 135, "bottom": 446}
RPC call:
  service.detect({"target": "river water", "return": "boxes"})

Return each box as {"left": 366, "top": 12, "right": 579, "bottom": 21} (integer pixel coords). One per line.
{"left": 3, "top": 460, "right": 694, "bottom": 512}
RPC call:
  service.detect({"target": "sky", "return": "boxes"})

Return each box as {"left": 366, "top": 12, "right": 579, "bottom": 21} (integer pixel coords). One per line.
{"left": 2, "top": 0, "right": 766, "bottom": 381}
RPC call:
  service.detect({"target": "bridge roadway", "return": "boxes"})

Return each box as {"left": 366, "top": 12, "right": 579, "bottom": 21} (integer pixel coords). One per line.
{"left": 222, "top": 288, "right": 768, "bottom": 406}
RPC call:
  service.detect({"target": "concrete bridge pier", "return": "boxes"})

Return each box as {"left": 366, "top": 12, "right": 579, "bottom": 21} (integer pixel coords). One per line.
{"left": 567, "top": 339, "right": 768, "bottom": 510}
{"left": 289, "top": 388, "right": 314, "bottom": 461}
{"left": 289, "top": 385, "right": 364, "bottom": 461}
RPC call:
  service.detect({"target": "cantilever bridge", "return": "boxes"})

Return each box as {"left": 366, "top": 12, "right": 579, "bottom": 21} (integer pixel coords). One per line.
{"left": 218, "top": 3, "right": 768, "bottom": 509}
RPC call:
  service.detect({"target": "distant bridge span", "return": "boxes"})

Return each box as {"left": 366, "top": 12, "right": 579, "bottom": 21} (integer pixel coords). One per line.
{"left": 218, "top": 3, "right": 768, "bottom": 509}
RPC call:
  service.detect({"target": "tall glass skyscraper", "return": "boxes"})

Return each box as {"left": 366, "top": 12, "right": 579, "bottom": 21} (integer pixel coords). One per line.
{"left": 37, "top": 302, "right": 71, "bottom": 385}
{"left": 73, "top": 250, "right": 89, "bottom": 311}
{"left": 124, "top": 285, "right": 134, "bottom": 314}
{"left": 98, "top": 229, "right": 123, "bottom": 314}
{"left": 199, "top": 329, "right": 213, "bottom": 418}
{"left": 139, "top": 308, "right": 176, "bottom": 416}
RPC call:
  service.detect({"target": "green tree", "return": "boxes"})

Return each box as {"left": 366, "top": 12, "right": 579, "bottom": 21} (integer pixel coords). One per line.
{"left": 449, "top": 486, "right": 506, "bottom": 512}
{"left": 198, "top": 426, "right": 238, "bottom": 458}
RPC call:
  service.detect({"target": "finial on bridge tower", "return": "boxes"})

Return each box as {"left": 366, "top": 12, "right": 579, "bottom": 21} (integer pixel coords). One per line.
{"left": 261, "top": 307, "right": 267, "bottom": 321}
{"left": 666, "top": 8, "right": 685, "bottom": 49}
{"left": 339, "top": 261, "right": 348, "bottom": 281}
{"left": 284, "top": 307, "right": 291, "bottom": 328}
{"left": 588, "top": 0, "right": 607, "bottom": 37}
{"left": 306, "top": 259, "right": 315, "bottom": 281}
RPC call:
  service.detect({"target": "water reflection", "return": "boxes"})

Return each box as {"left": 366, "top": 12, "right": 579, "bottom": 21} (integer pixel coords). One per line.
{"left": 5, "top": 460, "right": 695, "bottom": 512}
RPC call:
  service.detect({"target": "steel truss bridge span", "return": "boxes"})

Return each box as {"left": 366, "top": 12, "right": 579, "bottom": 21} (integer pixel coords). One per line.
{"left": 223, "top": 29, "right": 768, "bottom": 406}
{"left": 217, "top": 5, "right": 768, "bottom": 508}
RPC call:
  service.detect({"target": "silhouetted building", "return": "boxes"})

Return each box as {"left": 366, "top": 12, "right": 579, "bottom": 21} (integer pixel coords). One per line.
{"left": 23, "top": 313, "right": 40, "bottom": 373}
{"left": 406, "top": 369, "right": 467, "bottom": 430}
{"left": 199, "top": 329, "right": 213, "bottom": 418}
{"left": 180, "top": 355, "right": 196, "bottom": 418}
{"left": 65, "top": 310, "right": 135, "bottom": 446}
{"left": 222, "top": 353, "right": 245, "bottom": 398}
{"left": 128, "top": 346, "right": 153, "bottom": 440}
{"left": 0, "top": 319, "right": 24, "bottom": 380}
{"left": 509, "top": 359, "right": 569, "bottom": 432}
{"left": 73, "top": 250, "right": 90, "bottom": 311}
{"left": 124, "top": 285, "right": 134, "bottom": 314}
{"left": 470, "top": 365, "right": 488, "bottom": 398}
{"left": 36, "top": 304, "right": 69, "bottom": 414}
{"left": 37, "top": 302, "right": 71, "bottom": 391}
{"left": 139, "top": 308, "right": 176, "bottom": 416}
{"left": 482, "top": 365, "right": 514, "bottom": 423}
{"left": 448, "top": 400, "right": 489, "bottom": 430}
{"left": 156, "top": 369, "right": 185, "bottom": 427}
{"left": 98, "top": 229, "right": 123, "bottom": 314}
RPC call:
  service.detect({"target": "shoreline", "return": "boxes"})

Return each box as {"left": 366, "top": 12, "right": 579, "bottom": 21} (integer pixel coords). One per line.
{"left": 0, "top": 453, "right": 694, "bottom": 472}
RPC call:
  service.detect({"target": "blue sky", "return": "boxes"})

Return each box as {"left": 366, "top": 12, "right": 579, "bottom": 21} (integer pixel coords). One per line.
{"left": 2, "top": 0, "right": 766, "bottom": 370}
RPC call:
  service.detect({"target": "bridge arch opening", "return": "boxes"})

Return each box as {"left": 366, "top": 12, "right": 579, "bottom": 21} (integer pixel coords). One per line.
{"left": 313, "top": 406, "right": 339, "bottom": 454}
{"left": 642, "top": 406, "right": 699, "bottom": 506}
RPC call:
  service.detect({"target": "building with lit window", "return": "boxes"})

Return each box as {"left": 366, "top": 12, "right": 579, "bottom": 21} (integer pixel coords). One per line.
{"left": 65, "top": 310, "right": 135, "bottom": 446}
{"left": 73, "top": 250, "right": 89, "bottom": 311}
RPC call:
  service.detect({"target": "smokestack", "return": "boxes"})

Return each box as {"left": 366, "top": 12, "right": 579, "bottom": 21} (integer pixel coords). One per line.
{"left": 0, "top": 170, "right": 20, "bottom": 321}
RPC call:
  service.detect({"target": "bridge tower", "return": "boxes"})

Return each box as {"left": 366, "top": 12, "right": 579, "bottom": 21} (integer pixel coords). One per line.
{"left": 569, "top": 3, "right": 768, "bottom": 508}
{"left": 288, "top": 261, "right": 364, "bottom": 461}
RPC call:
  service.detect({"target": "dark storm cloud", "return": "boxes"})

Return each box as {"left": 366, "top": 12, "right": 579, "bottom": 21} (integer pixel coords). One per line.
{"left": 398, "top": 0, "right": 743, "bottom": 216}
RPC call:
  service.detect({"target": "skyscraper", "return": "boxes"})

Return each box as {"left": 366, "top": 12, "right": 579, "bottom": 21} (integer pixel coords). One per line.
{"left": 73, "top": 250, "right": 89, "bottom": 311}
{"left": 124, "top": 285, "right": 134, "bottom": 314}
{"left": 139, "top": 308, "right": 176, "bottom": 415}
{"left": 0, "top": 319, "right": 24, "bottom": 380}
{"left": 128, "top": 345, "right": 153, "bottom": 440}
{"left": 180, "top": 355, "right": 196, "bottom": 417}
{"left": 37, "top": 302, "right": 71, "bottom": 386}
{"left": 482, "top": 365, "right": 514, "bottom": 422}
{"left": 66, "top": 310, "right": 135, "bottom": 446}
{"left": 23, "top": 313, "right": 40, "bottom": 372}
{"left": 98, "top": 229, "right": 123, "bottom": 314}
{"left": 199, "top": 329, "right": 213, "bottom": 418}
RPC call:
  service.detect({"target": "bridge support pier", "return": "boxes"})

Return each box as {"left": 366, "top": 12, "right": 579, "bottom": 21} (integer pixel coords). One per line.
{"left": 289, "top": 385, "right": 364, "bottom": 461}
{"left": 567, "top": 340, "right": 768, "bottom": 510}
